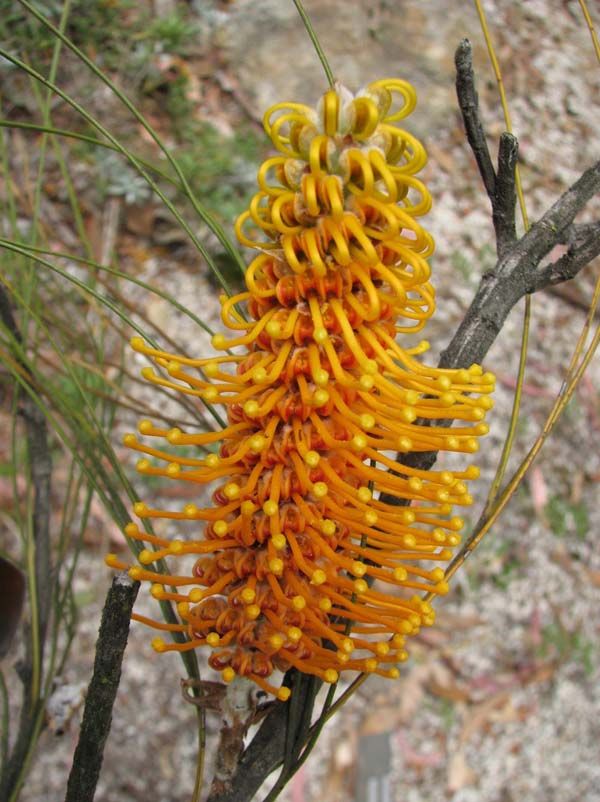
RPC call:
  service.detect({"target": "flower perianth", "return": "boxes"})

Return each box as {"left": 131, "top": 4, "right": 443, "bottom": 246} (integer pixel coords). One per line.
{"left": 110, "top": 79, "right": 494, "bottom": 701}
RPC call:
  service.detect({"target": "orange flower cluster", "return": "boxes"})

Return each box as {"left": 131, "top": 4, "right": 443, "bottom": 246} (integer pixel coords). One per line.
{"left": 108, "top": 79, "right": 494, "bottom": 701}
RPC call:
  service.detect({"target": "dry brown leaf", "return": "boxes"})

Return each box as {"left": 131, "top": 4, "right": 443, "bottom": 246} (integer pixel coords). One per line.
{"left": 529, "top": 465, "right": 548, "bottom": 515}
{"left": 585, "top": 568, "right": 600, "bottom": 588}
{"left": 447, "top": 750, "right": 477, "bottom": 793}
{"left": 459, "top": 691, "right": 511, "bottom": 744}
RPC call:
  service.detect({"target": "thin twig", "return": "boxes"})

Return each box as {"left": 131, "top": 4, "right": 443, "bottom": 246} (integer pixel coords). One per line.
{"left": 494, "top": 132, "right": 519, "bottom": 256}
{"left": 455, "top": 39, "right": 496, "bottom": 199}
{"left": 65, "top": 573, "right": 139, "bottom": 802}
{"left": 455, "top": 39, "right": 519, "bottom": 257}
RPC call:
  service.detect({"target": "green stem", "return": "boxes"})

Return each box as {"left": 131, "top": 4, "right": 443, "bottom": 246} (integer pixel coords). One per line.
{"left": 292, "top": 0, "right": 336, "bottom": 87}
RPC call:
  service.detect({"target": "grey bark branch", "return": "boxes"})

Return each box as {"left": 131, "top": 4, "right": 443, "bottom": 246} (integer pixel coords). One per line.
{"left": 442, "top": 158, "right": 600, "bottom": 372}
{"left": 455, "top": 39, "right": 497, "bottom": 200}
{"left": 494, "top": 132, "right": 519, "bottom": 256}
{"left": 65, "top": 573, "right": 139, "bottom": 802}
{"left": 455, "top": 39, "right": 519, "bottom": 257}
{"left": 207, "top": 47, "right": 600, "bottom": 802}
{"left": 533, "top": 221, "right": 600, "bottom": 290}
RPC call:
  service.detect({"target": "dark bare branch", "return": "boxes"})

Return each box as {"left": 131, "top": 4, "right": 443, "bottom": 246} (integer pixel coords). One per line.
{"left": 494, "top": 132, "right": 519, "bottom": 256}
{"left": 441, "top": 158, "right": 600, "bottom": 372}
{"left": 455, "top": 38, "right": 496, "bottom": 199}
{"left": 65, "top": 574, "right": 139, "bottom": 802}
{"left": 533, "top": 221, "right": 600, "bottom": 291}
{"left": 455, "top": 40, "right": 519, "bottom": 258}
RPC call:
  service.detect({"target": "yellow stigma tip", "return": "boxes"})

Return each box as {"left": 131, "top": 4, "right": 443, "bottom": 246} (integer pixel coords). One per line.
{"left": 206, "top": 632, "right": 220, "bottom": 647}
{"left": 122, "top": 433, "right": 137, "bottom": 447}
{"left": 312, "top": 482, "right": 328, "bottom": 499}
{"left": 311, "top": 569, "right": 327, "bottom": 585}
{"left": 357, "top": 486, "right": 372, "bottom": 503}
{"left": 263, "top": 500, "right": 278, "bottom": 517}
{"left": 320, "top": 519, "right": 336, "bottom": 535}
{"left": 240, "top": 587, "right": 256, "bottom": 604}
{"left": 138, "top": 549, "right": 154, "bottom": 565}
{"left": 351, "top": 434, "right": 368, "bottom": 451}
{"left": 319, "top": 597, "right": 332, "bottom": 612}
{"left": 271, "top": 534, "right": 287, "bottom": 550}
{"left": 213, "top": 520, "right": 228, "bottom": 537}
{"left": 222, "top": 667, "right": 236, "bottom": 683}
{"left": 277, "top": 687, "right": 291, "bottom": 701}
{"left": 269, "top": 633, "right": 285, "bottom": 650}
{"left": 211, "top": 334, "right": 227, "bottom": 349}
{"left": 203, "top": 362, "right": 219, "bottom": 378}
{"left": 360, "top": 413, "right": 375, "bottom": 429}
{"left": 291, "top": 595, "right": 306, "bottom": 611}
{"left": 246, "top": 604, "right": 261, "bottom": 620}
{"left": 313, "top": 327, "right": 328, "bottom": 343}
{"left": 324, "top": 669, "right": 339, "bottom": 684}
{"left": 130, "top": 336, "right": 145, "bottom": 351}
{"left": 167, "top": 427, "right": 182, "bottom": 444}
{"left": 312, "top": 389, "right": 329, "bottom": 406}
{"left": 287, "top": 627, "right": 302, "bottom": 643}
{"left": 241, "top": 500, "right": 257, "bottom": 516}
{"left": 304, "top": 450, "right": 320, "bottom": 467}
{"left": 151, "top": 637, "right": 166, "bottom": 653}
{"left": 314, "top": 369, "right": 329, "bottom": 386}
{"left": 269, "top": 558, "right": 284, "bottom": 575}
{"left": 249, "top": 434, "right": 266, "bottom": 452}
{"left": 243, "top": 400, "right": 260, "bottom": 417}
{"left": 104, "top": 553, "right": 122, "bottom": 569}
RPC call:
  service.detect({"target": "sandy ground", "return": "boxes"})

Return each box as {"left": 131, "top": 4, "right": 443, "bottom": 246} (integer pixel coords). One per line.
{"left": 6, "top": 1, "right": 600, "bottom": 801}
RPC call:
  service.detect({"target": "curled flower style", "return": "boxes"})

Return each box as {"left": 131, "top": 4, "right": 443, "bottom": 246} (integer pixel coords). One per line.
{"left": 108, "top": 79, "right": 495, "bottom": 701}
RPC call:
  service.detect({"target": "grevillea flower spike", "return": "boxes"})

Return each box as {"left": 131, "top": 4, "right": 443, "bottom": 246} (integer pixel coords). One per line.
{"left": 108, "top": 79, "right": 494, "bottom": 702}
